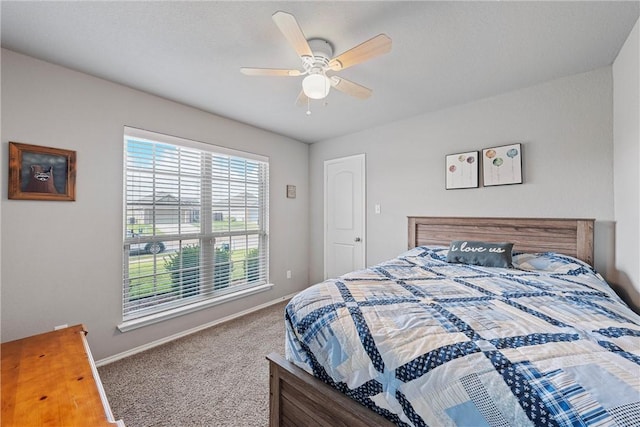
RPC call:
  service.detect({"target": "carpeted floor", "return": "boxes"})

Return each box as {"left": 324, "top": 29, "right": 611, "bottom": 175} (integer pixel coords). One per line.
{"left": 98, "top": 301, "right": 287, "bottom": 427}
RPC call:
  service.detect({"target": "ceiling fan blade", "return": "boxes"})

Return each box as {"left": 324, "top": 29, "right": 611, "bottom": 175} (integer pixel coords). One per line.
{"left": 295, "top": 90, "right": 309, "bottom": 107}
{"left": 240, "top": 67, "right": 302, "bottom": 77}
{"left": 330, "top": 76, "right": 372, "bottom": 99}
{"left": 272, "top": 11, "right": 313, "bottom": 59}
{"left": 328, "top": 34, "right": 392, "bottom": 71}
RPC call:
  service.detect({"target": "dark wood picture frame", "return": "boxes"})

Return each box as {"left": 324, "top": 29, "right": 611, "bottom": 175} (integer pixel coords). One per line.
{"left": 8, "top": 142, "right": 76, "bottom": 201}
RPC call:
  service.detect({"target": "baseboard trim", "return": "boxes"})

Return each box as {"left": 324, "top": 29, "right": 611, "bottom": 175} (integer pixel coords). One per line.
{"left": 96, "top": 293, "right": 296, "bottom": 367}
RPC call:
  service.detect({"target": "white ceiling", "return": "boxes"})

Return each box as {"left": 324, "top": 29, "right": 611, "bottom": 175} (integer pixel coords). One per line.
{"left": 2, "top": 1, "right": 638, "bottom": 143}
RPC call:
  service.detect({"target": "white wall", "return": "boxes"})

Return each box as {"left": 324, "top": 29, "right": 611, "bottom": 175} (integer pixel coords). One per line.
{"left": 613, "top": 18, "right": 640, "bottom": 308}
{"left": 310, "top": 68, "right": 618, "bottom": 296}
{"left": 1, "top": 49, "right": 310, "bottom": 360}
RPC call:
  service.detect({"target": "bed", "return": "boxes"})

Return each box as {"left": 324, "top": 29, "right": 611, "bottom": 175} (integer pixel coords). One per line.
{"left": 268, "top": 217, "right": 640, "bottom": 427}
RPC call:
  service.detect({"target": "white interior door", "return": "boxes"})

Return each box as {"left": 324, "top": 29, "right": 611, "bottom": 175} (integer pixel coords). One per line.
{"left": 324, "top": 154, "right": 365, "bottom": 279}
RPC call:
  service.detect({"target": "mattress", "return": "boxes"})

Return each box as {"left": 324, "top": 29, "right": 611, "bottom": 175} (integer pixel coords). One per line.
{"left": 285, "top": 246, "right": 640, "bottom": 427}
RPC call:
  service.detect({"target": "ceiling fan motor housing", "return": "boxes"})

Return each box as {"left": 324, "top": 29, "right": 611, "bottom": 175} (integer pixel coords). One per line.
{"left": 305, "top": 38, "right": 333, "bottom": 71}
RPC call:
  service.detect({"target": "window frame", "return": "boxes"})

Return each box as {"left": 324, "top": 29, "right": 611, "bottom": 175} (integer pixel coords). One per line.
{"left": 119, "top": 127, "right": 271, "bottom": 332}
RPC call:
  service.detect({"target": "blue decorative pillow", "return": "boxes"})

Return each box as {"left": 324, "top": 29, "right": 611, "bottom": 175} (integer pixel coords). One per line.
{"left": 446, "top": 240, "right": 514, "bottom": 268}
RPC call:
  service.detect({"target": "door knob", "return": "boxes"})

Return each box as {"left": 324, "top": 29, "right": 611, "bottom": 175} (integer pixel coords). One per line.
{"left": 354, "top": 237, "right": 361, "bottom": 242}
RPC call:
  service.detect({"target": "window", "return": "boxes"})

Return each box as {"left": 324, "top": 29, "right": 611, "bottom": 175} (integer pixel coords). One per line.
{"left": 121, "top": 127, "right": 269, "bottom": 329}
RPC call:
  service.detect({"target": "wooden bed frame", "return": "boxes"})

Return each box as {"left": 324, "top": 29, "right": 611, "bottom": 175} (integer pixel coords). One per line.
{"left": 268, "top": 216, "right": 595, "bottom": 427}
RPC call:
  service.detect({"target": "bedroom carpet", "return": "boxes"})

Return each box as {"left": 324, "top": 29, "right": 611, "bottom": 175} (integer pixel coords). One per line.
{"left": 98, "top": 300, "right": 288, "bottom": 427}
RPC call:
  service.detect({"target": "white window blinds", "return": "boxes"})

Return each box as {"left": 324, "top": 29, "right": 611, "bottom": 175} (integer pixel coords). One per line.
{"left": 123, "top": 127, "right": 269, "bottom": 322}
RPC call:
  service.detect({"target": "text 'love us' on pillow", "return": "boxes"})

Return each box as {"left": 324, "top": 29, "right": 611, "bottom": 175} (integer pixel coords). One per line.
{"left": 446, "top": 240, "right": 514, "bottom": 268}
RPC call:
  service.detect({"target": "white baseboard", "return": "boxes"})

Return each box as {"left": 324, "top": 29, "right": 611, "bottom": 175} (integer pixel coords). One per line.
{"left": 96, "top": 293, "right": 295, "bottom": 367}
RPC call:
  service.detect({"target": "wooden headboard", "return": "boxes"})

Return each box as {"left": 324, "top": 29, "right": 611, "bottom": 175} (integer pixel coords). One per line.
{"left": 408, "top": 217, "right": 594, "bottom": 266}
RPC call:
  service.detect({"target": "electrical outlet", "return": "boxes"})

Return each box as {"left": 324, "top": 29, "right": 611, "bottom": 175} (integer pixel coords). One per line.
{"left": 54, "top": 324, "right": 68, "bottom": 331}
{"left": 286, "top": 270, "right": 292, "bottom": 279}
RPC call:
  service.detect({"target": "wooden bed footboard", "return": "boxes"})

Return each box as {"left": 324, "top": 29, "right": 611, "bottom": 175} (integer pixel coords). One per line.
{"left": 267, "top": 353, "right": 394, "bottom": 427}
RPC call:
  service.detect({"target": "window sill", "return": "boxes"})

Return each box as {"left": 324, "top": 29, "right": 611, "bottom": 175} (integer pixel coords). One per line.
{"left": 117, "top": 283, "right": 274, "bottom": 332}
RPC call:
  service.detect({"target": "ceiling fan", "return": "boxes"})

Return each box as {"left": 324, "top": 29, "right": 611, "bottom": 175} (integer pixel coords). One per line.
{"left": 240, "top": 11, "right": 392, "bottom": 108}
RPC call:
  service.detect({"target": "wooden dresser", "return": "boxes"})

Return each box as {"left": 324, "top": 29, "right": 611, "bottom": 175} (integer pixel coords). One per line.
{"left": 1, "top": 324, "right": 124, "bottom": 426}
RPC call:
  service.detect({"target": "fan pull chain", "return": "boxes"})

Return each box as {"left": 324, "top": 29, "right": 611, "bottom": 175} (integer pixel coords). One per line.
{"left": 306, "top": 97, "right": 311, "bottom": 116}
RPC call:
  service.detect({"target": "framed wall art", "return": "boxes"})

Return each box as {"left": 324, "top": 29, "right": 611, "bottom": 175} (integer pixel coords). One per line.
{"left": 8, "top": 141, "right": 76, "bottom": 201}
{"left": 482, "top": 143, "right": 522, "bottom": 187}
{"left": 286, "top": 184, "right": 297, "bottom": 199}
{"left": 445, "top": 151, "right": 479, "bottom": 189}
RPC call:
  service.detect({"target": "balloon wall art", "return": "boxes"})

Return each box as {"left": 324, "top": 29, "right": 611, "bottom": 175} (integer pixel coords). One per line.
{"left": 445, "top": 151, "right": 479, "bottom": 189}
{"left": 482, "top": 143, "right": 522, "bottom": 186}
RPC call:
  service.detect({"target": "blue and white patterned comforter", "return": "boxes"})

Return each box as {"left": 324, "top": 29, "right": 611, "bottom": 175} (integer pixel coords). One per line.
{"left": 285, "top": 246, "right": 640, "bottom": 426}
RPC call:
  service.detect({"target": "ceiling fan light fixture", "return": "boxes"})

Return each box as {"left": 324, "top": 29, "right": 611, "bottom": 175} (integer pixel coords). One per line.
{"left": 302, "top": 73, "right": 331, "bottom": 99}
